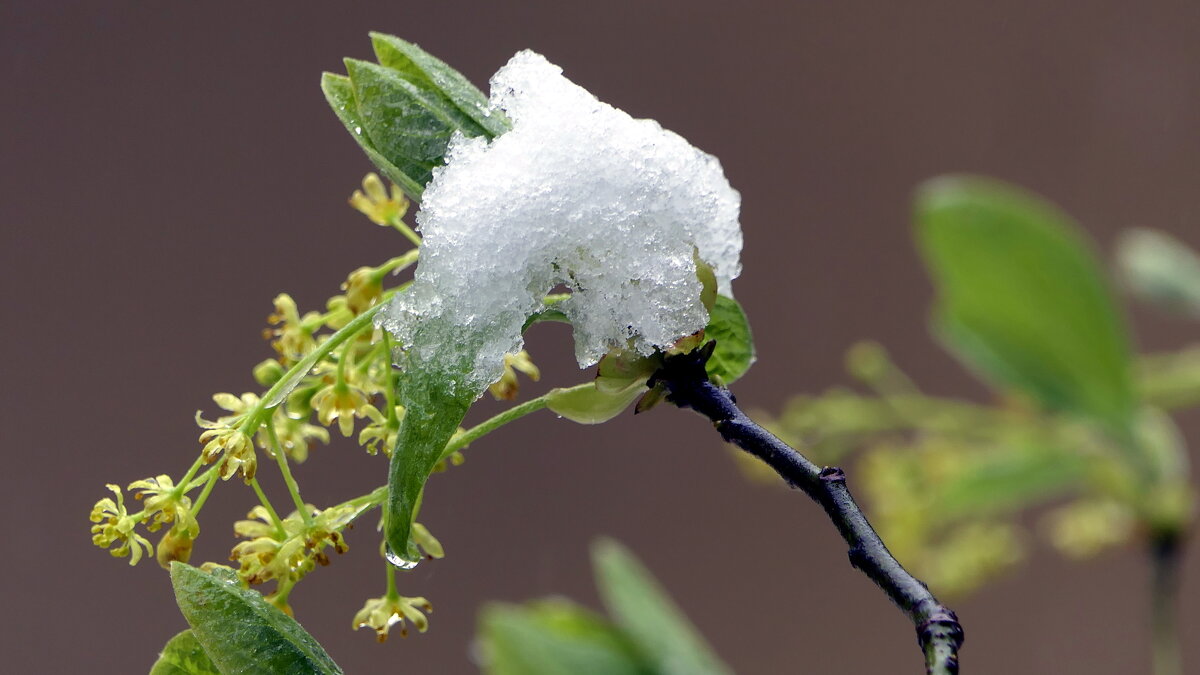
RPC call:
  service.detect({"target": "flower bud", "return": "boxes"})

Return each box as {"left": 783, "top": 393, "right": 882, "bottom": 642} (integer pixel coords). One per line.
{"left": 157, "top": 526, "right": 196, "bottom": 568}
{"left": 253, "top": 358, "right": 285, "bottom": 387}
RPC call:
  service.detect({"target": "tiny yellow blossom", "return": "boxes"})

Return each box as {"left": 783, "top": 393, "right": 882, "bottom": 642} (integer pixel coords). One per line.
{"left": 90, "top": 484, "right": 154, "bottom": 565}
{"left": 312, "top": 380, "right": 377, "bottom": 437}
{"left": 128, "top": 474, "right": 195, "bottom": 533}
{"left": 341, "top": 266, "right": 384, "bottom": 315}
{"left": 488, "top": 350, "right": 541, "bottom": 400}
{"left": 231, "top": 505, "right": 351, "bottom": 589}
{"left": 198, "top": 426, "right": 257, "bottom": 481}
{"left": 359, "top": 405, "right": 402, "bottom": 456}
{"left": 266, "top": 294, "right": 322, "bottom": 363}
{"left": 270, "top": 408, "right": 330, "bottom": 463}
{"left": 352, "top": 594, "right": 432, "bottom": 641}
{"left": 349, "top": 173, "right": 409, "bottom": 227}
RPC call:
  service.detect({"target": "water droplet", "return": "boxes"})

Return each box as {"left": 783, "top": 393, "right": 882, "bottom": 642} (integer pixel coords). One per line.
{"left": 385, "top": 545, "right": 421, "bottom": 570}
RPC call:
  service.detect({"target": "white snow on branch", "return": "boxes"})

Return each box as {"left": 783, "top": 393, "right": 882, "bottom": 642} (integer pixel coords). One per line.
{"left": 379, "top": 50, "right": 742, "bottom": 395}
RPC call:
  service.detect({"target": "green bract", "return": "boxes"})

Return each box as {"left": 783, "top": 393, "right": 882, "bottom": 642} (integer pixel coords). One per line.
{"left": 322, "top": 33, "right": 510, "bottom": 201}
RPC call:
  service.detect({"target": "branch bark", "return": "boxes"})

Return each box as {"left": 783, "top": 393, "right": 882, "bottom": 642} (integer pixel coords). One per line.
{"left": 651, "top": 346, "right": 965, "bottom": 674}
{"left": 1150, "top": 531, "right": 1183, "bottom": 675}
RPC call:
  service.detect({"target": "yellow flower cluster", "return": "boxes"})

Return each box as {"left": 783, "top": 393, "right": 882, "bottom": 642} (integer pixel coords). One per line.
{"left": 89, "top": 174, "right": 544, "bottom": 639}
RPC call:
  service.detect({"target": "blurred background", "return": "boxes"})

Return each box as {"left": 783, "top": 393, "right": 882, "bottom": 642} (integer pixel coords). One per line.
{"left": 3, "top": 1, "right": 1200, "bottom": 672}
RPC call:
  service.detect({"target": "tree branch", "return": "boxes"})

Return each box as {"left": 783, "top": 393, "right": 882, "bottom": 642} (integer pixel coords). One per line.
{"left": 1150, "top": 531, "right": 1183, "bottom": 675}
{"left": 650, "top": 346, "right": 964, "bottom": 674}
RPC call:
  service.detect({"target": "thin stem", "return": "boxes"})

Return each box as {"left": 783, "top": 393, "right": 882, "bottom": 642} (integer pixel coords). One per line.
{"left": 391, "top": 220, "right": 423, "bottom": 248}
{"left": 190, "top": 469, "right": 220, "bottom": 515}
{"left": 436, "top": 383, "right": 590, "bottom": 462}
{"left": 1151, "top": 532, "right": 1183, "bottom": 675}
{"left": 256, "top": 302, "right": 387, "bottom": 413}
{"left": 373, "top": 250, "right": 420, "bottom": 280}
{"left": 652, "top": 347, "right": 964, "bottom": 675}
{"left": 332, "top": 384, "right": 581, "bottom": 518}
{"left": 268, "top": 422, "right": 313, "bottom": 527}
{"left": 385, "top": 562, "right": 400, "bottom": 601}
{"left": 249, "top": 477, "right": 287, "bottom": 538}
{"left": 176, "top": 453, "right": 208, "bottom": 494}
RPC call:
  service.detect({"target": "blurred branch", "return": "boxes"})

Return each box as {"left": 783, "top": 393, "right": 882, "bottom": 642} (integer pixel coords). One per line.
{"left": 1151, "top": 532, "right": 1184, "bottom": 675}
{"left": 652, "top": 346, "right": 965, "bottom": 675}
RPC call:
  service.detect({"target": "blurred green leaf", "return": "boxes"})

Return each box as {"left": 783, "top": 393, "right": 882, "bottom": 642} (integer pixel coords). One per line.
{"left": 915, "top": 175, "right": 1136, "bottom": 433}
{"left": 933, "top": 445, "right": 1088, "bottom": 520}
{"left": 1117, "top": 227, "right": 1200, "bottom": 318}
{"left": 170, "top": 563, "right": 342, "bottom": 675}
{"left": 703, "top": 295, "right": 755, "bottom": 385}
{"left": 592, "top": 539, "right": 732, "bottom": 675}
{"left": 478, "top": 600, "right": 650, "bottom": 675}
{"left": 149, "top": 630, "right": 220, "bottom": 675}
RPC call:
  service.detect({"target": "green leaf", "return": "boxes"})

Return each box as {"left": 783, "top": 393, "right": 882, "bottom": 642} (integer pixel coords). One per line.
{"left": 546, "top": 380, "right": 646, "bottom": 424}
{"left": 344, "top": 58, "right": 457, "bottom": 190}
{"left": 150, "top": 630, "right": 220, "bottom": 675}
{"left": 915, "top": 175, "right": 1136, "bottom": 433}
{"left": 1117, "top": 227, "right": 1200, "bottom": 318}
{"left": 703, "top": 295, "right": 754, "bottom": 385}
{"left": 320, "top": 72, "right": 424, "bottom": 199}
{"left": 370, "top": 33, "right": 509, "bottom": 137}
{"left": 933, "top": 445, "right": 1087, "bottom": 520}
{"left": 592, "top": 539, "right": 731, "bottom": 675}
{"left": 386, "top": 363, "right": 475, "bottom": 564}
{"left": 169, "top": 563, "right": 343, "bottom": 675}
{"left": 324, "top": 36, "right": 513, "bottom": 202}
{"left": 478, "top": 601, "right": 650, "bottom": 675}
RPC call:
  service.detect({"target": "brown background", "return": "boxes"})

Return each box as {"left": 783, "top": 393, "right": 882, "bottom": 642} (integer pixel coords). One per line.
{"left": 4, "top": 2, "right": 1200, "bottom": 673}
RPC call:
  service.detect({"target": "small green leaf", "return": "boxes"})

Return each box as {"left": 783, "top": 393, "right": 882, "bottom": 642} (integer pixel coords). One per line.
{"left": 369, "top": 33, "right": 509, "bottom": 137}
{"left": 521, "top": 307, "right": 571, "bottom": 331}
{"left": 344, "top": 58, "right": 457, "bottom": 190}
{"left": 169, "top": 563, "right": 343, "bottom": 675}
{"left": 1117, "top": 227, "right": 1200, "bottom": 318}
{"left": 478, "top": 601, "right": 650, "bottom": 675}
{"left": 703, "top": 295, "right": 754, "bottom": 385}
{"left": 546, "top": 380, "right": 645, "bottom": 424}
{"left": 592, "top": 539, "right": 731, "bottom": 675}
{"left": 320, "top": 72, "right": 424, "bottom": 199}
{"left": 150, "top": 629, "right": 220, "bottom": 675}
{"left": 915, "top": 175, "right": 1136, "bottom": 433}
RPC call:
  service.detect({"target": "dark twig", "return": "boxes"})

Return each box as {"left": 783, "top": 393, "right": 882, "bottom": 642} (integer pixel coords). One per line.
{"left": 651, "top": 345, "right": 965, "bottom": 674}
{"left": 1150, "top": 531, "right": 1183, "bottom": 675}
